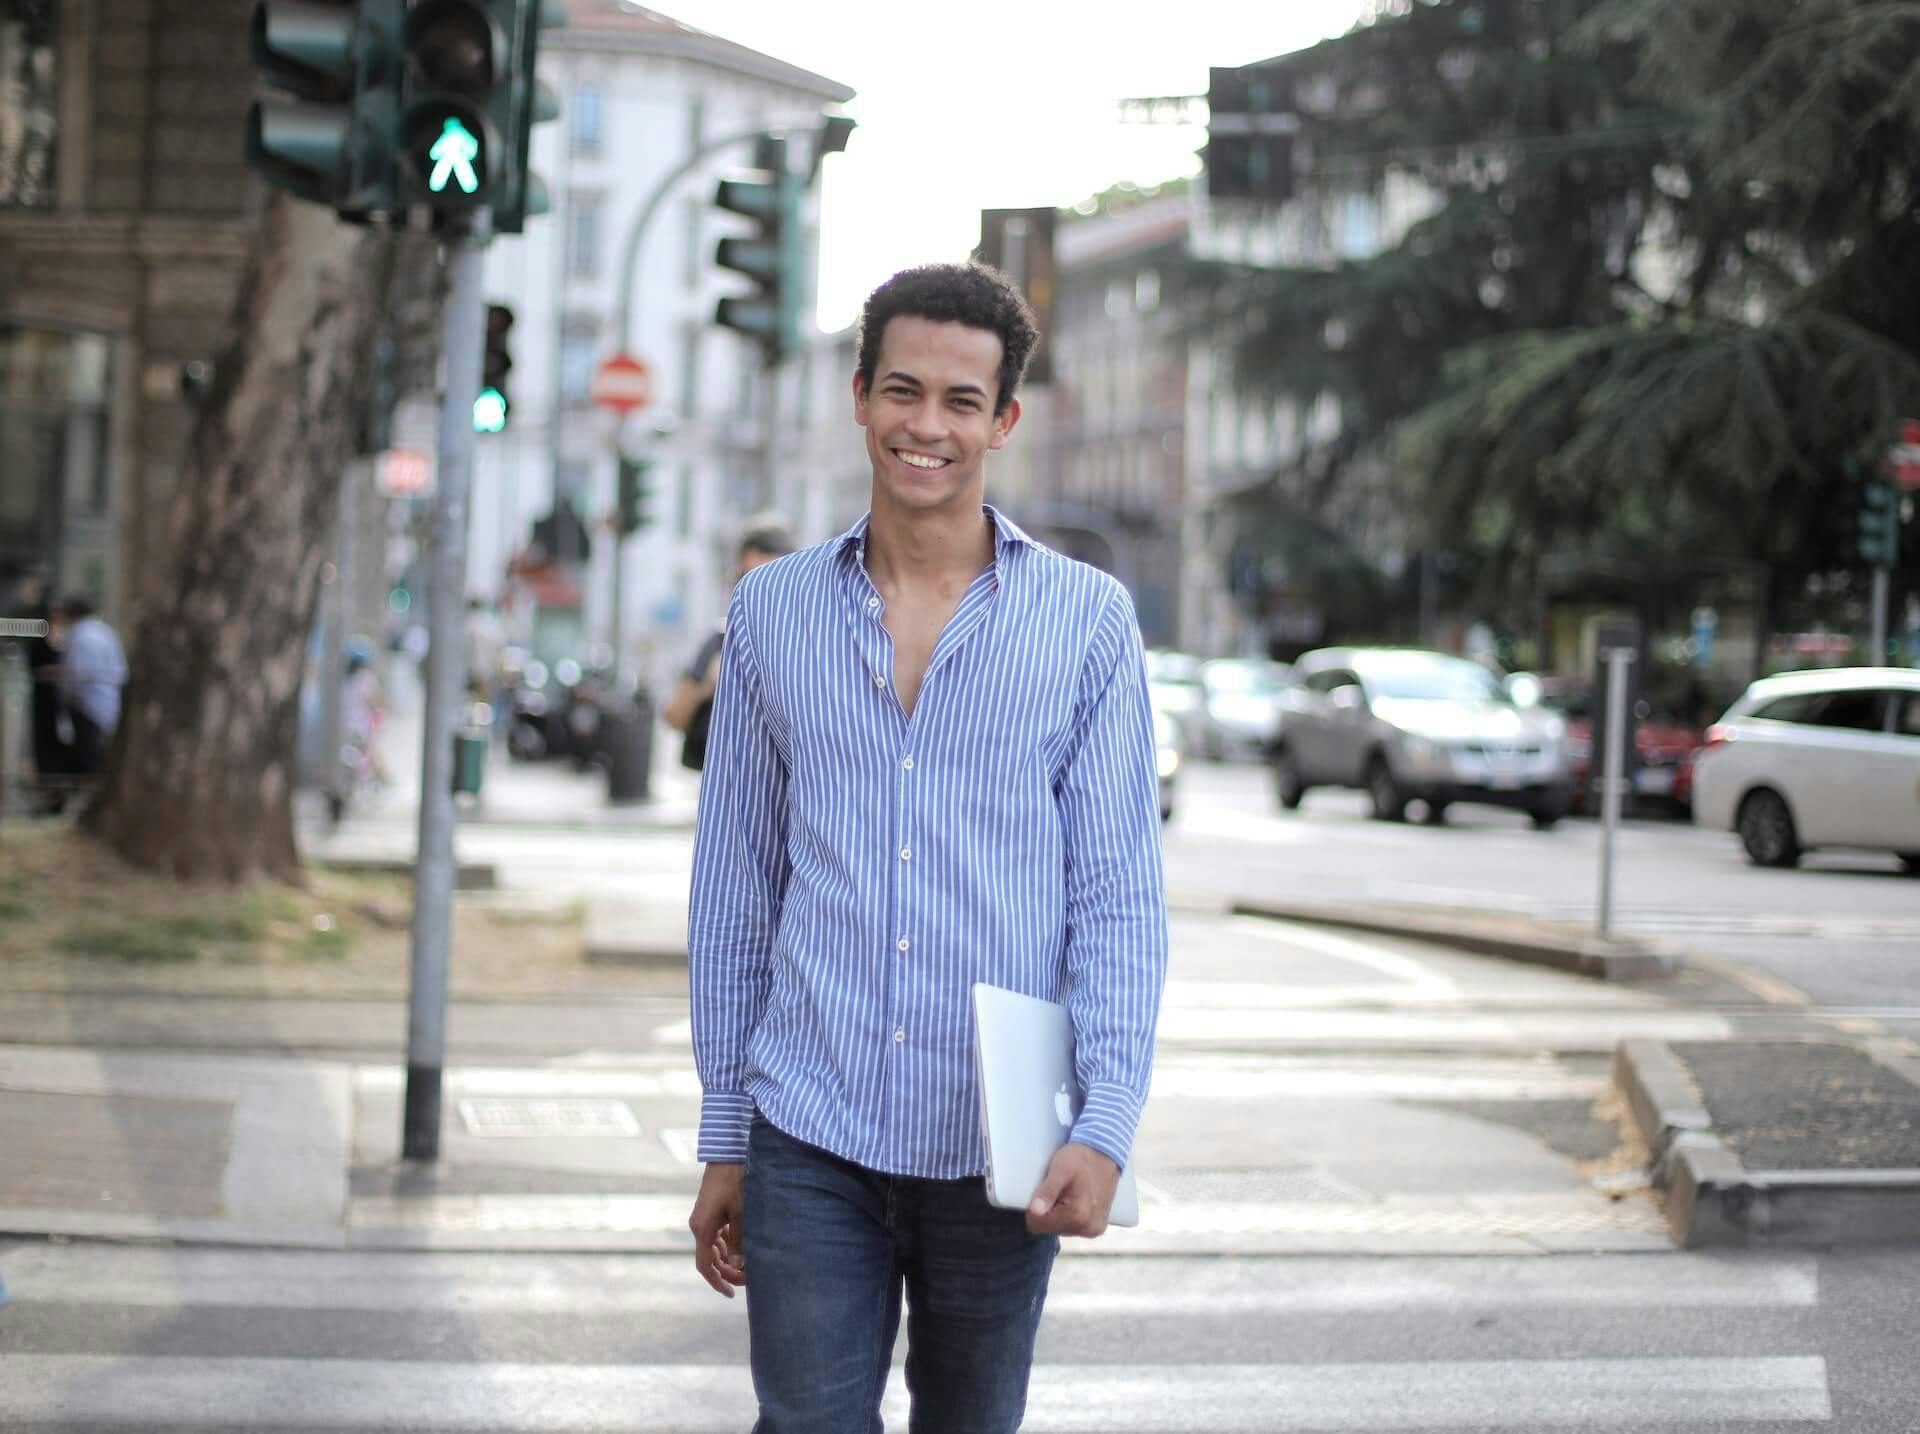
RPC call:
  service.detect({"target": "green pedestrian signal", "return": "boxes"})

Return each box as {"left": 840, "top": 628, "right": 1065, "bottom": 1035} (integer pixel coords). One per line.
{"left": 429, "top": 117, "right": 482, "bottom": 193}
{"left": 473, "top": 387, "right": 508, "bottom": 433}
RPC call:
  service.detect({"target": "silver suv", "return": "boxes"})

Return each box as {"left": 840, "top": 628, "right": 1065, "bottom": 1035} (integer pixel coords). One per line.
{"left": 1274, "top": 647, "right": 1573, "bottom": 827}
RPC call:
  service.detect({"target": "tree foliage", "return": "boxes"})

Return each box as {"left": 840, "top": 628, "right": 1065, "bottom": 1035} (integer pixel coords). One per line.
{"left": 1219, "top": 0, "right": 1920, "bottom": 629}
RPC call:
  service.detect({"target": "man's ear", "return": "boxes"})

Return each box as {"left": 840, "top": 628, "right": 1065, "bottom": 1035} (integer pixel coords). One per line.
{"left": 851, "top": 370, "right": 870, "bottom": 424}
{"left": 988, "top": 396, "right": 1022, "bottom": 450}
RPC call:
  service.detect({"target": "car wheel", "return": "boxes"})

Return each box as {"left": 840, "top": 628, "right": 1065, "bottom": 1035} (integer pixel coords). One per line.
{"left": 1737, "top": 788, "right": 1802, "bottom": 868}
{"left": 1367, "top": 755, "right": 1407, "bottom": 822}
{"left": 1273, "top": 749, "right": 1307, "bottom": 811}
{"left": 1422, "top": 801, "right": 1449, "bottom": 826}
{"left": 1529, "top": 809, "right": 1561, "bottom": 831}
{"left": 1898, "top": 853, "right": 1920, "bottom": 876}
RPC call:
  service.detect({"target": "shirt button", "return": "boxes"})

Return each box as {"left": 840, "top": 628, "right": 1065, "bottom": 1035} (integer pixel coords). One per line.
{"left": 894, "top": 1028, "right": 905, "bottom": 1043}
{"left": 900, "top": 847, "right": 911, "bottom": 862}
{"left": 897, "top": 937, "right": 910, "bottom": 952}
{"left": 901, "top": 756, "right": 914, "bottom": 771}
{"left": 868, "top": 597, "right": 880, "bottom": 609}
{"left": 873, "top": 672, "right": 886, "bottom": 687}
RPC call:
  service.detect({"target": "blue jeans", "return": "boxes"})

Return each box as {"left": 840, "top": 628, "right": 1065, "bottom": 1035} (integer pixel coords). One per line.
{"left": 743, "top": 1115, "right": 1059, "bottom": 1433}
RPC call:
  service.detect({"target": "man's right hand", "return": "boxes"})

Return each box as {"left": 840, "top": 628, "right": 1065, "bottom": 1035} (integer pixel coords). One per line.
{"left": 689, "top": 1162, "right": 747, "bottom": 1298}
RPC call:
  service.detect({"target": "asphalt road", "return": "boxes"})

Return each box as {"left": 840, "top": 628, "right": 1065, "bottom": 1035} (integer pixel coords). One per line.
{"left": 1163, "top": 758, "right": 1920, "bottom": 1040}
{"left": 3, "top": 1241, "right": 1916, "bottom": 1431}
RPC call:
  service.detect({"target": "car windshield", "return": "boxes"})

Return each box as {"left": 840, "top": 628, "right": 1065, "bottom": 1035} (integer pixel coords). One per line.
{"left": 1359, "top": 656, "right": 1508, "bottom": 705}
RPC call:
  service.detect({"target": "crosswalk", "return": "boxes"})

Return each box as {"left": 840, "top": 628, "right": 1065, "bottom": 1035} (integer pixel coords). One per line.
{"left": 0, "top": 1244, "right": 1835, "bottom": 1430}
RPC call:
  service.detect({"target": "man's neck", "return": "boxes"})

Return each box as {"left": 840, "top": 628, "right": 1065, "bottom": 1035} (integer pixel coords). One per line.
{"left": 865, "top": 501, "right": 996, "bottom": 594}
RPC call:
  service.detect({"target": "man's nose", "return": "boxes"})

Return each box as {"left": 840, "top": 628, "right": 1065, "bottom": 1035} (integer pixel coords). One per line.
{"left": 904, "top": 399, "right": 948, "bottom": 440}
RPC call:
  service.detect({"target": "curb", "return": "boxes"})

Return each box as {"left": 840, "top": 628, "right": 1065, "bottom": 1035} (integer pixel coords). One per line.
{"left": 314, "top": 856, "right": 498, "bottom": 890}
{"left": 1614, "top": 1037, "right": 1920, "bottom": 1248}
{"left": 1230, "top": 900, "right": 1673, "bottom": 981}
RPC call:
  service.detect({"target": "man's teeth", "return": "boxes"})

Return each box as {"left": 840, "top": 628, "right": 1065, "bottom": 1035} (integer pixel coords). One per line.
{"left": 897, "top": 452, "right": 948, "bottom": 470}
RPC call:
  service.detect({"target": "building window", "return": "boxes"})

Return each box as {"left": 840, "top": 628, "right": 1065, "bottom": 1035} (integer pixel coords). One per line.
{"left": 0, "top": 0, "right": 58, "bottom": 208}
{"left": 560, "top": 324, "right": 599, "bottom": 404}
{"left": 571, "top": 87, "right": 602, "bottom": 159}
{"left": 567, "top": 192, "right": 602, "bottom": 278}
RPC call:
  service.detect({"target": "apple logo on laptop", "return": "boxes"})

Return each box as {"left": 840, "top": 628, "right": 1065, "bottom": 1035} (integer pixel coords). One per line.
{"left": 1054, "top": 1082, "right": 1074, "bottom": 1128}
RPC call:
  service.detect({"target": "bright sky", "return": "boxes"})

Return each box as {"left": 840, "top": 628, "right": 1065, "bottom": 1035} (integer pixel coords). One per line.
{"left": 655, "top": 1, "right": 1368, "bottom": 331}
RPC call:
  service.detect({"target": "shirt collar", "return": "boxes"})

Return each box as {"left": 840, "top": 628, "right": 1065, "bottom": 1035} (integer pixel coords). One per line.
{"left": 831, "top": 505, "right": 1034, "bottom": 567}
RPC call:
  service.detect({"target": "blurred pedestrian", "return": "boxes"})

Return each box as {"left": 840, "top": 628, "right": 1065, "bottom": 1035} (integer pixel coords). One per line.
{"left": 685, "top": 263, "right": 1168, "bottom": 1433}
{"left": 51, "top": 594, "right": 126, "bottom": 784}
{"left": 340, "top": 640, "right": 389, "bottom": 791}
{"left": 463, "top": 596, "right": 507, "bottom": 709}
{"left": 663, "top": 517, "right": 794, "bottom": 772}
{"left": 8, "top": 570, "right": 69, "bottom": 813}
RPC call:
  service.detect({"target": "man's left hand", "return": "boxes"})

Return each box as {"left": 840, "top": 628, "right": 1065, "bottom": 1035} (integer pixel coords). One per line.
{"left": 1026, "top": 1142, "right": 1121, "bottom": 1238}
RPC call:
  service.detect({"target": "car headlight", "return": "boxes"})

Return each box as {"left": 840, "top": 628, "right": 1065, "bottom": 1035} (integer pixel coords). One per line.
{"left": 1402, "top": 735, "right": 1444, "bottom": 768}
{"left": 1156, "top": 747, "right": 1181, "bottom": 779}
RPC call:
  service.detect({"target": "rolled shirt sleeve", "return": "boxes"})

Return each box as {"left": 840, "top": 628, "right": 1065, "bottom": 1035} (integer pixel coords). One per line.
{"left": 1055, "top": 587, "right": 1169, "bottom": 1173}
{"left": 687, "top": 586, "right": 790, "bottom": 1163}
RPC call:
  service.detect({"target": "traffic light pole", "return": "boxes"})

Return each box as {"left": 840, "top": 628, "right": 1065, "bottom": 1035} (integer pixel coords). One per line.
{"left": 404, "top": 207, "right": 493, "bottom": 1163}
{"left": 1872, "top": 567, "right": 1889, "bottom": 666}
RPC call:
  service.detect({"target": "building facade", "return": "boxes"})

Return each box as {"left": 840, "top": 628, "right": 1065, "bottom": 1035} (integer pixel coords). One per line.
{"left": 0, "top": 0, "right": 258, "bottom": 623}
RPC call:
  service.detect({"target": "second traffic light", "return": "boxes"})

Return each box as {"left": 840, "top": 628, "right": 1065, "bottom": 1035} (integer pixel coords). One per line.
{"left": 616, "top": 458, "right": 654, "bottom": 536}
{"left": 714, "top": 134, "right": 805, "bottom": 366}
{"left": 1858, "top": 473, "right": 1902, "bottom": 569}
{"left": 473, "top": 303, "right": 513, "bottom": 433}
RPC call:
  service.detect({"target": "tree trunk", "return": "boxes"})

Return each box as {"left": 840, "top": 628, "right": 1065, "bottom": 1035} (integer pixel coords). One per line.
{"left": 84, "top": 197, "right": 397, "bottom": 882}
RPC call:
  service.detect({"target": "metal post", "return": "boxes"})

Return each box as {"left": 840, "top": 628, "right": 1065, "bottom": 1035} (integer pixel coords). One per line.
{"left": 404, "top": 209, "right": 492, "bottom": 1163}
{"left": 761, "top": 362, "right": 781, "bottom": 515}
{"left": 1870, "top": 567, "right": 1890, "bottom": 666}
{"left": 1596, "top": 645, "right": 1634, "bottom": 941}
{"left": 318, "top": 465, "right": 354, "bottom": 798}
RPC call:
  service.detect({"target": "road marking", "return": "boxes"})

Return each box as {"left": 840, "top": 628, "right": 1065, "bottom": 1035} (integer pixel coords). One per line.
{"left": 1230, "top": 917, "right": 1463, "bottom": 992}
{"left": 0, "top": 1354, "right": 1830, "bottom": 1428}
{"left": 0, "top": 1246, "right": 1817, "bottom": 1316}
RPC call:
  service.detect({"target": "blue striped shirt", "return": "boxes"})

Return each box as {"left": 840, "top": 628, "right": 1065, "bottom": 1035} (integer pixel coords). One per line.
{"left": 688, "top": 506, "right": 1169, "bottom": 1179}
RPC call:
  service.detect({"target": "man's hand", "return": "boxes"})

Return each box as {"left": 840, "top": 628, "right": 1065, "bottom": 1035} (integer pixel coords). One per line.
{"left": 1026, "top": 1142, "right": 1121, "bottom": 1238}
{"left": 689, "top": 1162, "right": 747, "bottom": 1297}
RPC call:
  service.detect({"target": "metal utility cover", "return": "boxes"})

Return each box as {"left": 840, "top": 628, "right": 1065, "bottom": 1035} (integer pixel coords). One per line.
{"left": 456, "top": 1098, "right": 642, "bottom": 1139}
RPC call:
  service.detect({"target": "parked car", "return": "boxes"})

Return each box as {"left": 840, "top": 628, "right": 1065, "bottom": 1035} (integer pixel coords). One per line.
{"left": 1198, "top": 658, "right": 1294, "bottom": 761}
{"left": 1273, "top": 647, "right": 1573, "bottom": 827}
{"left": 1537, "top": 678, "right": 1706, "bottom": 814}
{"left": 1146, "top": 649, "right": 1208, "bottom": 754}
{"left": 1152, "top": 706, "right": 1182, "bottom": 823}
{"left": 1691, "top": 667, "right": 1920, "bottom": 871}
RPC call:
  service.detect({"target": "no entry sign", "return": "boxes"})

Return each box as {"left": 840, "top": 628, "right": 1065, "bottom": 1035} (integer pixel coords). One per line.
{"left": 592, "top": 353, "right": 653, "bottom": 416}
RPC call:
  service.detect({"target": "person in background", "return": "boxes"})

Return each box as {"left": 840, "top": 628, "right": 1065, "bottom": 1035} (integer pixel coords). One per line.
{"left": 7, "top": 570, "right": 68, "bottom": 813}
{"left": 663, "top": 517, "right": 795, "bottom": 773}
{"left": 51, "top": 594, "right": 127, "bottom": 787}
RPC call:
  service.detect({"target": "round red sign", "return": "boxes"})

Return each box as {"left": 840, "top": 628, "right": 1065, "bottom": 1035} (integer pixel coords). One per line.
{"left": 591, "top": 353, "right": 653, "bottom": 416}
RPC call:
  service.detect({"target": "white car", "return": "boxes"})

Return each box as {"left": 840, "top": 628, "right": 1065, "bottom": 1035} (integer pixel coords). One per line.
{"left": 1691, "top": 667, "right": 1920, "bottom": 871}
{"left": 1199, "top": 658, "right": 1293, "bottom": 761}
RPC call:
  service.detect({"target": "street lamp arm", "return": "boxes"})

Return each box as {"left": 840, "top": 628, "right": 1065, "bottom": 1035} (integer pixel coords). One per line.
{"left": 614, "top": 124, "right": 791, "bottom": 353}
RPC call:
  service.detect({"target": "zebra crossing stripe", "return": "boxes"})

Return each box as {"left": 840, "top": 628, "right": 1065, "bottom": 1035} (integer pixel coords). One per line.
{"left": 0, "top": 1354, "right": 1832, "bottom": 1429}
{"left": 0, "top": 1246, "right": 1818, "bottom": 1316}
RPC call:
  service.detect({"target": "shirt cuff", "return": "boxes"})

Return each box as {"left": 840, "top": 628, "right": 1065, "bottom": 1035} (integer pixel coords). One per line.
{"left": 696, "top": 1091, "right": 754, "bottom": 1164}
{"left": 1070, "top": 1081, "right": 1143, "bottom": 1173}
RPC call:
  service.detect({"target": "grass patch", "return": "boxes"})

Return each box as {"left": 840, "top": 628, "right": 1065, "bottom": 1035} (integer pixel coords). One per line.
{"left": 0, "top": 896, "right": 33, "bottom": 921}
{"left": 54, "top": 921, "right": 202, "bottom": 965}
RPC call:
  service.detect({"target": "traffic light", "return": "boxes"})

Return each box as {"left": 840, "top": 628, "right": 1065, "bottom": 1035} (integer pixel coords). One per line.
{"left": 246, "top": 0, "right": 405, "bottom": 217}
{"left": 1205, "top": 63, "right": 1297, "bottom": 202}
{"left": 616, "top": 458, "right": 653, "bottom": 536}
{"left": 474, "top": 303, "right": 512, "bottom": 433}
{"left": 1858, "top": 473, "right": 1902, "bottom": 568}
{"left": 397, "top": 0, "right": 561, "bottom": 230}
{"left": 714, "top": 134, "right": 805, "bottom": 365}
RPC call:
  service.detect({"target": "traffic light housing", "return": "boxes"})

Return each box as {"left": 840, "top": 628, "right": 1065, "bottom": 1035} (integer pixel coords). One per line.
{"left": 474, "top": 303, "right": 513, "bottom": 433}
{"left": 398, "top": 0, "right": 561, "bottom": 229}
{"left": 714, "top": 134, "right": 805, "bottom": 365}
{"left": 616, "top": 458, "right": 653, "bottom": 537}
{"left": 1858, "top": 473, "right": 1902, "bottom": 568}
{"left": 246, "top": 0, "right": 406, "bottom": 217}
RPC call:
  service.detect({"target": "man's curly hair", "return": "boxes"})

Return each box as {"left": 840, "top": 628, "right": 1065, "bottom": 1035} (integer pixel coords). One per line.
{"left": 856, "top": 263, "right": 1040, "bottom": 416}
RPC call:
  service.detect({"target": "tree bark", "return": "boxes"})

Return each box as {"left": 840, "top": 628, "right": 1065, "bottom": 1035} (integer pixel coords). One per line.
{"left": 84, "top": 197, "right": 398, "bottom": 882}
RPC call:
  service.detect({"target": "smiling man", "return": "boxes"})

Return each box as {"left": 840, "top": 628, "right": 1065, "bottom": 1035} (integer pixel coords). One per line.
{"left": 686, "top": 262, "right": 1169, "bottom": 1433}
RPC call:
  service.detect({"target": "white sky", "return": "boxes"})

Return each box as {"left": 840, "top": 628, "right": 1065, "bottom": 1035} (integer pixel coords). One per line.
{"left": 653, "top": 1, "right": 1368, "bottom": 331}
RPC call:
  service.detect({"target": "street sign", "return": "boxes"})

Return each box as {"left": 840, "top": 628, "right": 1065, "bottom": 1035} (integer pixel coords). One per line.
{"left": 1889, "top": 418, "right": 1920, "bottom": 491}
{"left": 592, "top": 353, "right": 653, "bottom": 415}
{"left": 377, "top": 447, "right": 433, "bottom": 497}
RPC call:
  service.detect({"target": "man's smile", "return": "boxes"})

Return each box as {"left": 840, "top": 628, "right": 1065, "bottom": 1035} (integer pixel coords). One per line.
{"left": 893, "top": 449, "right": 952, "bottom": 471}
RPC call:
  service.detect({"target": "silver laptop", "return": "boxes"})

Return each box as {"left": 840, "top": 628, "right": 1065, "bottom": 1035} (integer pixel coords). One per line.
{"left": 971, "top": 983, "right": 1139, "bottom": 1228}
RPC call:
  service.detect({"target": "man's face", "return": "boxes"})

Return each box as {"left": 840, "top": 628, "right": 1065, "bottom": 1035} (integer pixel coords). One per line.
{"left": 853, "top": 316, "right": 1020, "bottom": 517}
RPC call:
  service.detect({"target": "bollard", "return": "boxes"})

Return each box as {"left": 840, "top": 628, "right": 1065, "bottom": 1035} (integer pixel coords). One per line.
{"left": 607, "top": 691, "right": 654, "bottom": 805}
